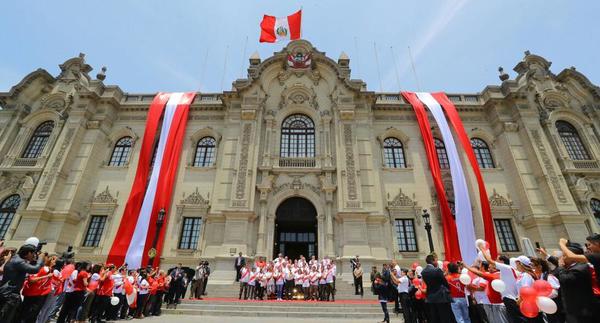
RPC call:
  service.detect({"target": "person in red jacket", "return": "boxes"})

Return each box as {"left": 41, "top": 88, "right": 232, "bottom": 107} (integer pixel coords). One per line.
{"left": 20, "top": 254, "right": 57, "bottom": 323}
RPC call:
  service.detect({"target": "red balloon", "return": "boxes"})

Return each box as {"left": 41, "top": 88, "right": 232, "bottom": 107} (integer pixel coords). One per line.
{"left": 533, "top": 280, "right": 553, "bottom": 297}
{"left": 519, "top": 286, "right": 537, "bottom": 301}
{"left": 443, "top": 261, "right": 449, "bottom": 271}
{"left": 412, "top": 262, "right": 419, "bottom": 270}
{"left": 412, "top": 278, "right": 421, "bottom": 286}
{"left": 415, "top": 290, "right": 424, "bottom": 299}
{"left": 520, "top": 299, "right": 539, "bottom": 318}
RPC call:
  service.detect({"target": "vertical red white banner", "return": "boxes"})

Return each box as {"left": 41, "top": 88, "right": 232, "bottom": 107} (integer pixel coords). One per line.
{"left": 402, "top": 91, "right": 498, "bottom": 262}
{"left": 107, "top": 92, "right": 195, "bottom": 268}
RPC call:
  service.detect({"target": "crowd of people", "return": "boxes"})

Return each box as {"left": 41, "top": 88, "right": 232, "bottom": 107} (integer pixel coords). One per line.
{"left": 1, "top": 233, "right": 600, "bottom": 323}
{"left": 368, "top": 234, "right": 600, "bottom": 323}
{"left": 234, "top": 253, "right": 337, "bottom": 301}
{"left": 0, "top": 238, "right": 211, "bottom": 323}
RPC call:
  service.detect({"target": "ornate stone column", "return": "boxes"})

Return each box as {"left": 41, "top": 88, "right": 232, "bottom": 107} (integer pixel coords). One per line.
{"left": 320, "top": 172, "right": 336, "bottom": 256}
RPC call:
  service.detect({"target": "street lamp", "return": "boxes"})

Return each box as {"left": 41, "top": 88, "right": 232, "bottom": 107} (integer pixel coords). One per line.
{"left": 422, "top": 209, "right": 434, "bottom": 253}
{"left": 148, "top": 208, "right": 166, "bottom": 266}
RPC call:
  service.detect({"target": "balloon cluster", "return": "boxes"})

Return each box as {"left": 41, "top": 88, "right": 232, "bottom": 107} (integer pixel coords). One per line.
{"left": 519, "top": 280, "right": 556, "bottom": 318}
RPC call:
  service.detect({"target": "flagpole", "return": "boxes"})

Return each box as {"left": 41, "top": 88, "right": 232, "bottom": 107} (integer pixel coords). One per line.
{"left": 240, "top": 35, "right": 248, "bottom": 78}
{"left": 198, "top": 48, "right": 209, "bottom": 92}
{"left": 354, "top": 36, "right": 361, "bottom": 77}
{"left": 408, "top": 46, "right": 422, "bottom": 92}
{"left": 220, "top": 44, "right": 229, "bottom": 92}
{"left": 373, "top": 42, "right": 383, "bottom": 92}
{"left": 390, "top": 46, "right": 401, "bottom": 91}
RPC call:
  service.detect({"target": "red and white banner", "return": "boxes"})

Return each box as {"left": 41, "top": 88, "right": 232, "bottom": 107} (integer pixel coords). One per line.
{"left": 402, "top": 92, "right": 498, "bottom": 262}
{"left": 260, "top": 10, "right": 302, "bottom": 43}
{"left": 107, "top": 92, "right": 195, "bottom": 268}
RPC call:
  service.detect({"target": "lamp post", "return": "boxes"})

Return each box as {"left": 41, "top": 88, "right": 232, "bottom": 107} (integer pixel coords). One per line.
{"left": 422, "top": 209, "right": 434, "bottom": 253}
{"left": 148, "top": 208, "right": 166, "bottom": 266}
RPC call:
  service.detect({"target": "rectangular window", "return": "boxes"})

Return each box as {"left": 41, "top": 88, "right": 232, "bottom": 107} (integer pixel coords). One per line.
{"left": 83, "top": 216, "right": 107, "bottom": 247}
{"left": 494, "top": 219, "right": 519, "bottom": 252}
{"left": 178, "top": 217, "right": 202, "bottom": 250}
{"left": 394, "top": 219, "right": 418, "bottom": 252}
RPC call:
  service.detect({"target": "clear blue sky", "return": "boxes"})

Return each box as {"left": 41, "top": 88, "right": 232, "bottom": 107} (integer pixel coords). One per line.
{"left": 1, "top": 0, "right": 598, "bottom": 94}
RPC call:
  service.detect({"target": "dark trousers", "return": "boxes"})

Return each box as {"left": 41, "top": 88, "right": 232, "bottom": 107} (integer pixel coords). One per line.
{"left": 0, "top": 291, "right": 21, "bottom": 323}
{"left": 19, "top": 294, "right": 48, "bottom": 323}
{"left": 354, "top": 276, "right": 363, "bottom": 295}
{"left": 200, "top": 277, "right": 208, "bottom": 295}
{"left": 474, "top": 303, "right": 489, "bottom": 323}
{"left": 135, "top": 294, "right": 148, "bottom": 317}
{"left": 380, "top": 301, "right": 390, "bottom": 322}
{"left": 57, "top": 291, "right": 85, "bottom": 323}
{"left": 427, "top": 302, "right": 457, "bottom": 323}
{"left": 239, "top": 282, "right": 248, "bottom": 299}
{"left": 326, "top": 283, "right": 335, "bottom": 301}
{"left": 235, "top": 266, "right": 242, "bottom": 281}
{"left": 390, "top": 287, "right": 400, "bottom": 312}
{"left": 90, "top": 294, "right": 110, "bottom": 322}
{"left": 399, "top": 292, "right": 416, "bottom": 323}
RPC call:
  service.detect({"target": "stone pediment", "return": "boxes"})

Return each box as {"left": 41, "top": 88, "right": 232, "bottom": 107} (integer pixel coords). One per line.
{"left": 181, "top": 187, "right": 210, "bottom": 208}
{"left": 91, "top": 186, "right": 117, "bottom": 204}
{"left": 387, "top": 188, "right": 417, "bottom": 208}
{"left": 489, "top": 189, "right": 513, "bottom": 208}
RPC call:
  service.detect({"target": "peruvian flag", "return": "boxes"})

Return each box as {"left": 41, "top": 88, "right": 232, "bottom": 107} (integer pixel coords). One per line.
{"left": 107, "top": 92, "right": 195, "bottom": 269}
{"left": 260, "top": 10, "right": 302, "bottom": 43}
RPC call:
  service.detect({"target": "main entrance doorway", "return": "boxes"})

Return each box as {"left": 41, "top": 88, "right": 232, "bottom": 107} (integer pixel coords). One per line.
{"left": 274, "top": 197, "right": 317, "bottom": 260}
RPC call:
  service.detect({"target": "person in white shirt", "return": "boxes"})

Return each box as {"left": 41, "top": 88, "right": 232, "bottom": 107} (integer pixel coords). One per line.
{"left": 325, "top": 264, "right": 335, "bottom": 301}
{"left": 239, "top": 263, "right": 251, "bottom": 300}
{"left": 247, "top": 268, "right": 257, "bottom": 300}
{"left": 135, "top": 272, "right": 149, "bottom": 319}
{"left": 397, "top": 268, "right": 414, "bottom": 323}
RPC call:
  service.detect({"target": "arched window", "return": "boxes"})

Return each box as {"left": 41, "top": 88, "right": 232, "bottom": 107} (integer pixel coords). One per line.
{"left": 434, "top": 138, "right": 450, "bottom": 169}
{"left": 471, "top": 138, "right": 495, "bottom": 168}
{"left": 0, "top": 195, "right": 20, "bottom": 239}
{"left": 194, "top": 137, "right": 216, "bottom": 167}
{"left": 591, "top": 198, "right": 600, "bottom": 226}
{"left": 108, "top": 136, "right": 133, "bottom": 166}
{"left": 22, "top": 121, "right": 54, "bottom": 158}
{"left": 556, "top": 121, "right": 590, "bottom": 160}
{"left": 383, "top": 137, "right": 406, "bottom": 168}
{"left": 280, "top": 114, "right": 315, "bottom": 158}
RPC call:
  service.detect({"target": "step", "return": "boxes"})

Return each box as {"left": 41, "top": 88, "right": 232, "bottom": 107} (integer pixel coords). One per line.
{"left": 173, "top": 304, "right": 381, "bottom": 313}
{"left": 162, "top": 308, "right": 383, "bottom": 319}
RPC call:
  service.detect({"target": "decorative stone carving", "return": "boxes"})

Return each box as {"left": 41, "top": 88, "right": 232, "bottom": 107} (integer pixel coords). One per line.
{"left": 503, "top": 122, "right": 519, "bottom": 133}
{"left": 489, "top": 189, "right": 513, "bottom": 207}
{"left": 181, "top": 187, "right": 210, "bottom": 207}
{"left": 234, "top": 123, "right": 252, "bottom": 201}
{"left": 387, "top": 188, "right": 417, "bottom": 208}
{"left": 92, "top": 186, "right": 117, "bottom": 204}
{"left": 272, "top": 176, "right": 321, "bottom": 196}
{"left": 343, "top": 124, "right": 358, "bottom": 200}
{"left": 530, "top": 129, "right": 568, "bottom": 203}
{"left": 38, "top": 127, "right": 75, "bottom": 199}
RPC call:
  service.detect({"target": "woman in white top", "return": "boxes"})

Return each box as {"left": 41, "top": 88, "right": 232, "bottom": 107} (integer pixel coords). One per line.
{"left": 135, "top": 272, "right": 150, "bottom": 319}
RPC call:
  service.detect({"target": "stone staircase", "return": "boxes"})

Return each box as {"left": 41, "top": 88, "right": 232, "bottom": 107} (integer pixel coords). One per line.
{"left": 163, "top": 299, "right": 382, "bottom": 319}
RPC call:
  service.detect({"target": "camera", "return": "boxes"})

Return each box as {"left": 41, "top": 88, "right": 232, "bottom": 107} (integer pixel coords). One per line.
{"left": 36, "top": 240, "right": 48, "bottom": 253}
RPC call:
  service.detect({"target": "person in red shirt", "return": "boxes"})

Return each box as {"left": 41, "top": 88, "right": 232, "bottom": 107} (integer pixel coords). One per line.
{"left": 20, "top": 254, "right": 56, "bottom": 323}
{"left": 90, "top": 263, "right": 115, "bottom": 323}
{"left": 57, "top": 261, "right": 90, "bottom": 323}
{"left": 463, "top": 261, "right": 510, "bottom": 323}
{"left": 446, "top": 262, "right": 469, "bottom": 323}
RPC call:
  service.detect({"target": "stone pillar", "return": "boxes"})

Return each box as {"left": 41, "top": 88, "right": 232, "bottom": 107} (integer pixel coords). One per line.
{"left": 256, "top": 199, "right": 268, "bottom": 256}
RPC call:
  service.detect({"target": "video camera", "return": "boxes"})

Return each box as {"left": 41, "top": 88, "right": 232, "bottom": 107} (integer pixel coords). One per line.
{"left": 36, "top": 240, "right": 47, "bottom": 253}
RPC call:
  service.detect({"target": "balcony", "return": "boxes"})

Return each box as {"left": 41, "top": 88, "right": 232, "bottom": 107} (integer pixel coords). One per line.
{"left": 572, "top": 160, "right": 599, "bottom": 169}
{"left": 563, "top": 159, "right": 600, "bottom": 174}
{"left": 13, "top": 158, "right": 38, "bottom": 167}
{"left": 278, "top": 157, "right": 316, "bottom": 168}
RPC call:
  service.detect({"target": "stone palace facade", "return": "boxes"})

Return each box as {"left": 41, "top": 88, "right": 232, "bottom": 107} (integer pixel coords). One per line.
{"left": 1, "top": 40, "right": 599, "bottom": 281}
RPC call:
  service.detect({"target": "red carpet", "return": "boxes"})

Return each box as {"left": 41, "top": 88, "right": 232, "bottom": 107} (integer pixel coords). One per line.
{"left": 184, "top": 297, "right": 379, "bottom": 304}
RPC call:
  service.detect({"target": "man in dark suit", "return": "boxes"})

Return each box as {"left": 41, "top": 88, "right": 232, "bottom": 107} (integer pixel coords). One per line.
{"left": 558, "top": 241, "right": 594, "bottom": 323}
{"left": 234, "top": 252, "right": 246, "bottom": 282}
{"left": 421, "top": 254, "right": 456, "bottom": 323}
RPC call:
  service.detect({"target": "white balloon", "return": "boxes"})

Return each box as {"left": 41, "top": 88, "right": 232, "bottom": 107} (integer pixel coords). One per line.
{"left": 110, "top": 296, "right": 120, "bottom": 306}
{"left": 24, "top": 237, "right": 39, "bottom": 247}
{"left": 536, "top": 296, "right": 557, "bottom": 314}
{"left": 475, "top": 239, "right": 486, "bottom": 249}
{"left": 491, "top": 279, "right": 506, "bottom": 293}
{"left": 459, "top": 274, "right": 471, "bottom": 285}
{"left": 461, "top": 268, "right": 469, "bottom": 275}
{"left": 415, "top": 266, "right": 423, "bottom": 276}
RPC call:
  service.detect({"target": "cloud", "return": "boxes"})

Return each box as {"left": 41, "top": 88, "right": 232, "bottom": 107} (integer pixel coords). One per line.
{"left": 384, "top": 0, "right": 471, "bottom": 91}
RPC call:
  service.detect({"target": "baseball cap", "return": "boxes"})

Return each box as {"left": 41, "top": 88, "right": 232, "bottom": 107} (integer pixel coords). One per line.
{"left": 516, "top": 255, "right": 532, "bottom": 267}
